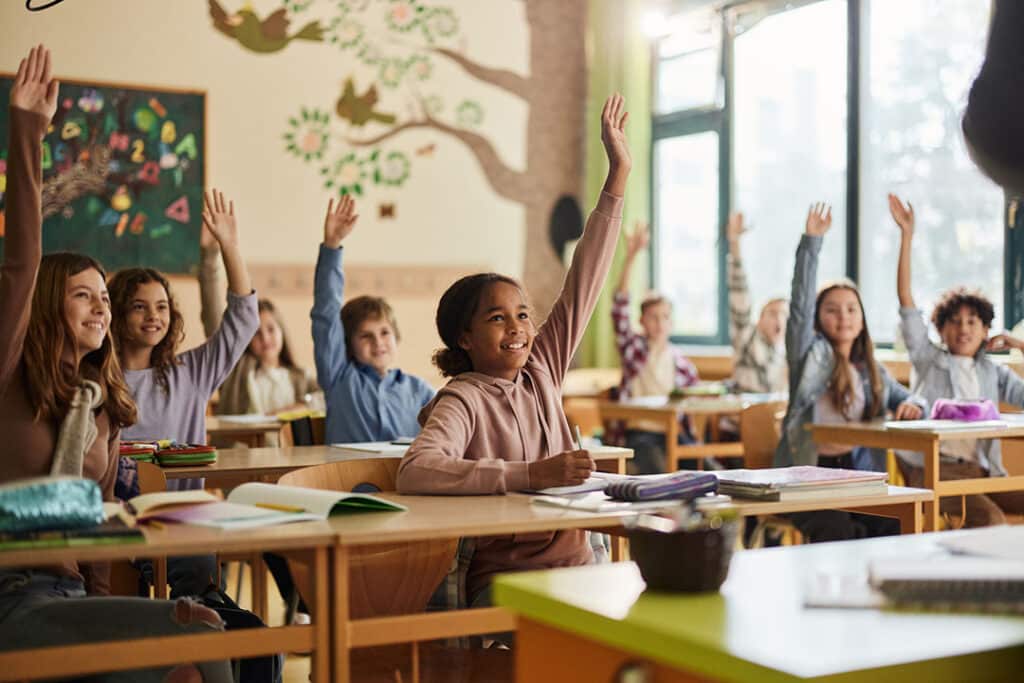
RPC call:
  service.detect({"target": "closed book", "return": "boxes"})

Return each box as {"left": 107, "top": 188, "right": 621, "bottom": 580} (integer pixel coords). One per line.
{"left": 870, "top": 557, "right": 1024, "bottom": 613}
{"left": 0, "top": 517, "right": 144, "bottom": 550}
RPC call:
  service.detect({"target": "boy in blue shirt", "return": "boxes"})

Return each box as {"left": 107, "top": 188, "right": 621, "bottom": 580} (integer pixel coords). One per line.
{"left": 312, "top": 195, "right": 435, "bottom": 443}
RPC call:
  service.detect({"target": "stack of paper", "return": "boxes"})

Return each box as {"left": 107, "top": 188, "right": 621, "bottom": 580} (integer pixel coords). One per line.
{"left": 713, "top": 466, "right": 887, "bottom": 501}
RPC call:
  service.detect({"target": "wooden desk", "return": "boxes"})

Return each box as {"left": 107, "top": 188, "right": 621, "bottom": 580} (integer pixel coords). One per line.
{"left": 326, "top": 492, "right": 645, "bottom": 683}
{"left": 810, "top": 420, "right": 1024, "bottom": 531}
{"left": 0, "top": 522, "right": 335, "bottom": 682}
{"left": 205, "top": 416, "right": 285, "bottom": 448}
{"left": 494, "top": 530, "right": 1024, "bottom": 682}
{"left": 165, "top": 444, "right": 634, "bottom": 488}
{"left": 730, "top": 484, "right": 932, "bottom": 534}
{"left": 599, "top": 395, "right": 786, "bottom": 471}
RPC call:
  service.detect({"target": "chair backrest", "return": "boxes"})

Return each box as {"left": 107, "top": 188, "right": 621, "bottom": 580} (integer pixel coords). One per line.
{"left": 136, "top": 461, "right": 167, "bottom": 493}
{"left": 739, "top": 401, "right": 787, "bottom": 469}
{"left": 279, "top": 459, "right": 457, "bottom": 619}
{"left": 109, "top": 460, "right": 169, "bottom": 596}
{"left": 284, "top": 415, "right": 327, "bottom": 446}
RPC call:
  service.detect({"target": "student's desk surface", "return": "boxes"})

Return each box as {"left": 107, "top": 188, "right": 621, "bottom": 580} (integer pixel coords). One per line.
{"left": 205, "top": 415, "right": 285, "bottom": 447}
{"left": 493, "top": 530, "right": 1024, "bottom": 683}
{"left": 0, "top": 520, "right": 335, "bottom": 682}
{"left": 163, "top": 444, "right": 634, "bottom": 486}
{"left": 811, "top": 419, "right": 1024, "bottom": 531}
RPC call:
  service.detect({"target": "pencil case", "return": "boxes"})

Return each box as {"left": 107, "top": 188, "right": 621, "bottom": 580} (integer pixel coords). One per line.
{"left": 606, "top": 471, "right": 719, "bottom": 502}
{"left": 930, "top": 399, "right": 999, "bottom": 422}
{"left": 0, "top": 476, "right": 104, "bottom": 533}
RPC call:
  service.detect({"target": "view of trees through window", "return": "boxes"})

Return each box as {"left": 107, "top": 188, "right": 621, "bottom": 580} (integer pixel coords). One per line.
{"left": 652, "top": 0, "right": 1004, "bottom": 344}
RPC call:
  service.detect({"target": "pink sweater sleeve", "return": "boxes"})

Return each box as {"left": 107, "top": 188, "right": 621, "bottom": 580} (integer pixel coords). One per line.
{"left": 532, "top": 192, "right": 624, "bottom": 385}
{"left": 396, "top": 395, "right": 531, "bottom": 494}
{"left": 0, "top": 108, "right": 45, "bottom": 389}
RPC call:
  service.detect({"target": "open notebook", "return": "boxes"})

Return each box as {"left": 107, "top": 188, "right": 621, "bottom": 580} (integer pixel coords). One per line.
{"left": 130, "top": 483, "right": 405, "bottom": 530}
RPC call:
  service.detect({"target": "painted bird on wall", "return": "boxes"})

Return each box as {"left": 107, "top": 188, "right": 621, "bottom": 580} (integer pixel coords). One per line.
{"left": 209, "top": 0, "right": 324, "bottom": 53}
{"left": 336, "top": 78, "right": 397, "bottom": 127}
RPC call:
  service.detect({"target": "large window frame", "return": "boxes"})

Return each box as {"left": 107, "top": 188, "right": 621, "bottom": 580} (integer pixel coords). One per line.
{"left": 651, "top": 0, "right": 1013, "bottom": 346}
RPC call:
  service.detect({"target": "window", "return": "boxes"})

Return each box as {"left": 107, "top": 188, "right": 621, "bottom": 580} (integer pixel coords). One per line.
{"left": 652, "top": 0, "right": 1007, "bottom": 346}
{"left": 858, "top": 0, "right": 1002, "bottom": 340}
{"left": 733, "top": 0, "right": 849, "bottom": 309}
{"left": 654, "top": 131, "right": 720, "bottom": 337}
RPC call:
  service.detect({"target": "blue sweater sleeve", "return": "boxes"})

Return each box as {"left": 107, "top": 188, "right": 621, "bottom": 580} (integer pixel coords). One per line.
{"left": 311, "top": 244, "right": 349, "bottom": 391}
{"left": 787, "top": 235, "right": 822, "bottom": 372}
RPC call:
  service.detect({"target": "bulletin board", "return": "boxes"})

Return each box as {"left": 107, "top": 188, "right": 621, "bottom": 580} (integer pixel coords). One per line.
{"left": 0, "top": 75, "right": 205, "bottom": 273}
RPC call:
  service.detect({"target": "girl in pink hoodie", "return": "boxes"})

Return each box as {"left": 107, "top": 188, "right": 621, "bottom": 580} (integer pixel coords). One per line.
{"left": 397, "top": 94, "right": 631, "bottom": 606}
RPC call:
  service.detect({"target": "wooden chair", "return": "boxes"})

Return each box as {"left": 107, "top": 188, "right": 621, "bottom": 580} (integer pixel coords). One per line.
{"left": 738, "top": 401, "right": 787, "bottom": 470}
{"left": 109, "top": 461, "right": 169, "bottom": 597}
{"left": 279, "top": 460, "right": 507, "bottom": 682}
{"left": 738, "top": 401, "right": 803, "bottom": 547}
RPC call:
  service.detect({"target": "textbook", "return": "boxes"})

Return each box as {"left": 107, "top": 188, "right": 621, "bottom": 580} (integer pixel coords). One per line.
{"left": 712, "top": 466, "right": 887, "bottom": 501}
{"left": 0, "top": 515, "right": 144, "bottom": 550}
{"left": 133, "top": 483, "right": 406, "bottom": 530}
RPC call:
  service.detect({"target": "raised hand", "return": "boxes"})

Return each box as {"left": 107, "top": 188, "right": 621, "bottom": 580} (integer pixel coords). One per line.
{"left": 527, "top": 450, "right": 595, "bottom": 490}
{"left": 726, "top": 212, "right": 748, "bottom": 250}
{"left": 600, "top": 94, "right": 631, "bottom": 197}
{"left": 10, "top": 44, "right": 59, "bottom": 123}
{"left": 323, "top": 195, "right": 358, "bottom": 249}
{"left": 804, "top": 202, "right": 832, "bottom": 237}
{"left": 625, "top": 221, "right": 650, "bottom": 259}
{"left": 201, "top": 189, "right": 240, "bottom": 250}
{"left": 893, "top": 401, "right": 923, "bottom": 421}
{"left": 888, "top": 193, "right": 915, "bottom": 239}
{"left": 986, "top": 333, "right": 1024, "bottom": 353}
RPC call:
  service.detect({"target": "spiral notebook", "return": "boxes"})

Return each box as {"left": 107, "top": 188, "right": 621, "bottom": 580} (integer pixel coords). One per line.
{"left": 869, "top": 557, "right": 1024, "bottom": 613}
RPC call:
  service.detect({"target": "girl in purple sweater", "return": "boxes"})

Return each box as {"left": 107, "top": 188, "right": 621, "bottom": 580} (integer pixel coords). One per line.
{"left": 397, "top": 94, "right": 631, "bottom": 607}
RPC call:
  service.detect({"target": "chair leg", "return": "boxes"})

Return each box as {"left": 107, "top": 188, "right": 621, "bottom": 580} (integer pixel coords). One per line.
{"left": 234, "top": 561, "right": 245, "bottom": 603}
{"left": 411, "top": 641, "right": 419, "bottom": 683}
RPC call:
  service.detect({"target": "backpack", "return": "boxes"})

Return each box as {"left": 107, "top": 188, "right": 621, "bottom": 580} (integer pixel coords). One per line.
{"left": 198, "top": 584, "right": 284, "bottom": 683}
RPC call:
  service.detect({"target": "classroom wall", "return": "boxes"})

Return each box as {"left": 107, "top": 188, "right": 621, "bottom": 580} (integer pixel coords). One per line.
{"left": 1, "top": 0, "right": 577, "bottom": 385}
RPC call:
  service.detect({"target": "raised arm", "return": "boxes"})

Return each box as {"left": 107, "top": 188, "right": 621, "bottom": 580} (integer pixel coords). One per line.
{"left": 311, "top": 196, "right": 359, "bottom": 390}
{"left": 726, "top": 212, "right": 753, "bottom": 351}
{"left": 533, "top": 94, "right": 630, "bottom": 382}
{"left": 202, "top": 189, "right": 251, "bottom": 297}
{"left": 786, "top": 203, "right": 831, "bottom": 369}
{"left": 197, "top": 226, "right": 224, "bottom": 339}
{"left": 615, "top": 222, "right": 648, "bottom": 296}
{"left": 890, "top": 194, "right": 916, "bottom": 309}
{"left": 0, "top": 46, "right": 58, "bottom": 388}
{"left": 184, "top": 190, "right": 259, "bottom": 394}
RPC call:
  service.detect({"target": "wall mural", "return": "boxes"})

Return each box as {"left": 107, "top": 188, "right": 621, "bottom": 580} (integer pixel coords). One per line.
{"left": 210, "top": 0, "right": 587, "bottom": 313}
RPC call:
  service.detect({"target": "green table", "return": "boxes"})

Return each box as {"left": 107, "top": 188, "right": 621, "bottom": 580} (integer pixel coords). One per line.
{"left": 494, "top": 531, "right": 1024, "bottom": 682}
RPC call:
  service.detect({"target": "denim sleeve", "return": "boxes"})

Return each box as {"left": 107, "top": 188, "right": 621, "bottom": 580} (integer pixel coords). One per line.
{"left": 786, "top": 235, "right": 822, "bottom": 371}
{"left": 311, "top": 244, "right": 350, "bottom": 392}
{"left": 898, "top": 306, "right": 941, "bottom": 374}
{"left": 998, "top": 364, "right": 1024, "bottom": 407}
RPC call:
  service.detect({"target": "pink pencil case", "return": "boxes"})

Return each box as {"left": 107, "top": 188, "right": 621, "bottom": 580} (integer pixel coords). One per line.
{"left": 930, "top": 398, "right": 999, "bottom": 421}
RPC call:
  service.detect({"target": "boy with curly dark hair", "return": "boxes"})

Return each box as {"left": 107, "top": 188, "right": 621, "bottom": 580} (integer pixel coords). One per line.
{"left": 892, "top": 193, "right": 1024, "bottom": 527}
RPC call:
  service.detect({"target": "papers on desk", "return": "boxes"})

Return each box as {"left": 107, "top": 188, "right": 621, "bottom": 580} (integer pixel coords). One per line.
{"left": 532, "top": 492, "right": 684, "bottom": 513}
{"left": 712, "top": 466, "right": 887, "bottom": 501}
{"left": 882, "top": 419, "right": 1008, "bottom": 431}
{"left": 330, "top": 441, "right": 410, "bottom": 455}
{"left": 214, "top": 414, "right": 280, "bottom": 424}
{"left": 938, "top": 525, "right": 1024, "bottom": 562}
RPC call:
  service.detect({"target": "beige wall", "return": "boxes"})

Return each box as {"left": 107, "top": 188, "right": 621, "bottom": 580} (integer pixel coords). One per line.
{"left": 2, "top": 0, "right": 534, "bottom": 385}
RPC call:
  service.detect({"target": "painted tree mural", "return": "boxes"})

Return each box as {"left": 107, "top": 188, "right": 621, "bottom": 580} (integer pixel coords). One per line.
{"left": 213, "top": 0, "right": 588, "bottom": 314}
